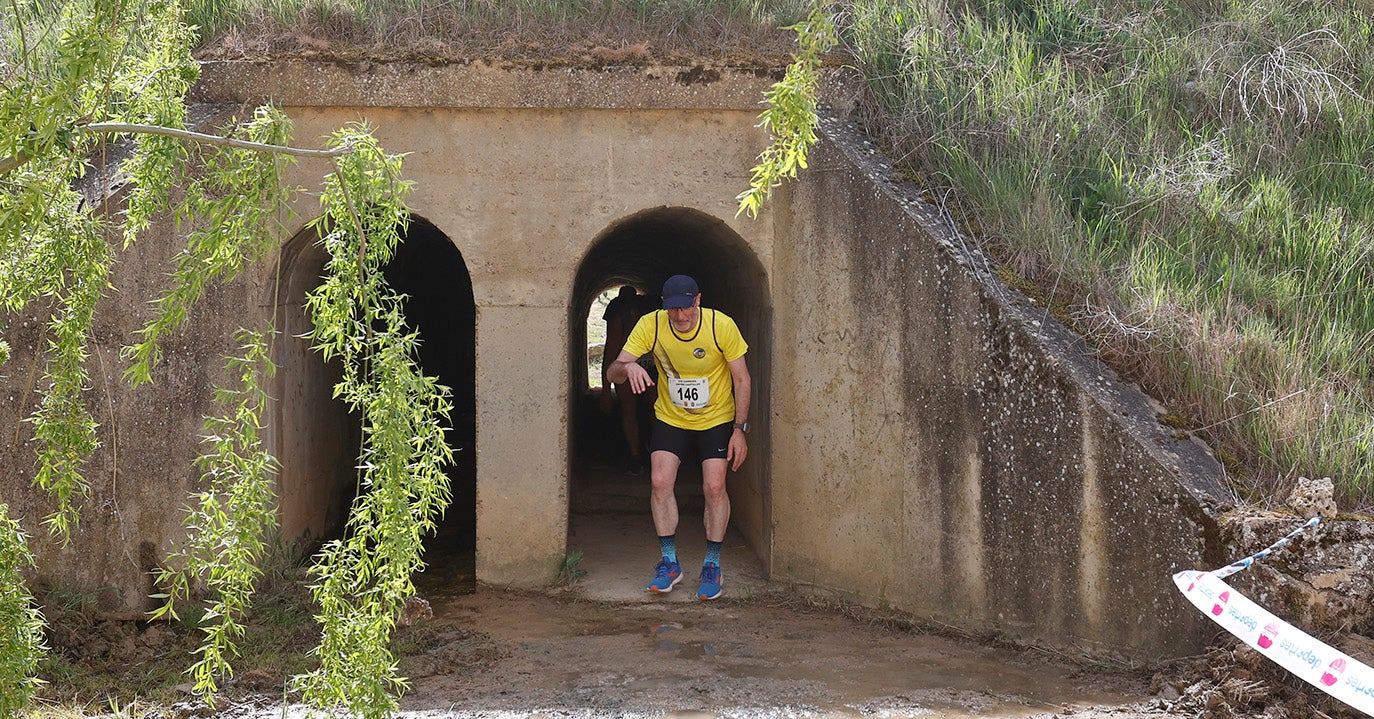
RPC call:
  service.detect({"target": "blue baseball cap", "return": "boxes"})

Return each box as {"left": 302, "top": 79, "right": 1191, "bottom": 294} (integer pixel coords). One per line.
{"left": 661, "top": 274, "right": 699, "bottom": 309}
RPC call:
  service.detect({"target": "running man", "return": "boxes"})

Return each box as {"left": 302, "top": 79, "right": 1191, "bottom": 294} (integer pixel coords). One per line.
{"left": 601, "top": 285, "right": 648, "bottom": 474}
{"left": 606, "top": 274, "right": 751, "bottom": 600}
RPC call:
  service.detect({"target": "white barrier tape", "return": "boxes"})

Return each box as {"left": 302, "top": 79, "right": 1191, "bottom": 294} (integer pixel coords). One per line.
{"left": 1210, "top": 516, "right": 1321, "bottom": 580}
{"left": 1173, "top": 517, "right": 1374, "bottom": 716}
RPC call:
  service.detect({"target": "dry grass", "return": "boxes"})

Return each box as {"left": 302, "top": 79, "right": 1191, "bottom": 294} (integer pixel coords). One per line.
{"left": 190, "top": 1, "right": 812, "bottom": 66}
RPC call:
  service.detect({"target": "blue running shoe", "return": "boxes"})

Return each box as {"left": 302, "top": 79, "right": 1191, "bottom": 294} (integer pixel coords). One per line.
{"left": 696, "top": 563, "right": 723, "bottom": 601}
{"left": 647, "top": 558, "right": 682, "bottom": 593}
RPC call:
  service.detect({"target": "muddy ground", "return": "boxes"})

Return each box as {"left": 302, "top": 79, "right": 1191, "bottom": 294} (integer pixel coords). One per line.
{"left": 399, "top": 586, "right": 1159, "bottom": 718}
{"left": 114, "top": 582, "right": 1346, "bottom": 719}
{"left": 36, "top": 533, "right": 1366, "bottom": 719}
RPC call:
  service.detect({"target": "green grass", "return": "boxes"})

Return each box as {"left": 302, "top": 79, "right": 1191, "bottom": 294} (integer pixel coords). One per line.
{"left": 843, "top": 0, "right": 1374, "bottom": 506}
{"left": 185, "top": 0, "right": 809, "bottom": 28}
{"left": 557, "top": 548, "right": 589, "bottom": 584}
{"left": 181, "top": 0, "right": 815, "bottom": 56}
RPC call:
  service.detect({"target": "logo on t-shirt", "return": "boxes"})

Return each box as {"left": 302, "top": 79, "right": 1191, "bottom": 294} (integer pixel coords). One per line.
{"left": 693, "top": 347, "right": 705, "bottom": 358}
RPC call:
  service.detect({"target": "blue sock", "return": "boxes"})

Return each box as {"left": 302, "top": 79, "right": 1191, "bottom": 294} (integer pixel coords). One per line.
{"left": 705, "top": 540, "right": 722, "bottom": 567}
{"left": 658, "top": 535, "right": 678, "bottom": 564}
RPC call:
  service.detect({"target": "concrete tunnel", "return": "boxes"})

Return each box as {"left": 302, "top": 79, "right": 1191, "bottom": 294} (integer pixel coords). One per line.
{"left": 0, "top": 62, "right": 1229, "bottom": 656}
{"left": 272, "top": 214, "right": 478, "bottom": 588}
{"left": 569, "top": 206, "right": 773, "bottom": 571}
{"left": 269, "top": 205, "right": 770, "bottom": 587}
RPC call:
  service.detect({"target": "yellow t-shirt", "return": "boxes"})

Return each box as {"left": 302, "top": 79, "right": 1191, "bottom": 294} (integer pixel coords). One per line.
{"left": 622, "top": 308, "right": 748, "bottom": 430}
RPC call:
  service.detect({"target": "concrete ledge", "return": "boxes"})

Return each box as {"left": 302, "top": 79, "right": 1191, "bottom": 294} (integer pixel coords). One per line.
{"left": 192, "top": 60, "right": 785, "bottom": 110}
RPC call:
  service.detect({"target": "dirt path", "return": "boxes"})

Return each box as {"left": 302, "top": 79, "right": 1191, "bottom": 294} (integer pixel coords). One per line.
{"left": 208, "top": 461, "right": 1229, "bottom": 719}
{"left": 223, "top": 584, "right": 1193, "bottom": 719}
{"left": 201, "top": 457, "right": 1323, "bottom": 719}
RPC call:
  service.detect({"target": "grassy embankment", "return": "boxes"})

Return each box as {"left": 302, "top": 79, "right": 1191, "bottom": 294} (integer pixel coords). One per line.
{"left": 842, "top": 0, "right": 1373, "bottom": 508}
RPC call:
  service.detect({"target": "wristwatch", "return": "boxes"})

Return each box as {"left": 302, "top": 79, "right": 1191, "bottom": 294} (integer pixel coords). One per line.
{"left": 733, "top": 422, "right": 749, "bottom": 433}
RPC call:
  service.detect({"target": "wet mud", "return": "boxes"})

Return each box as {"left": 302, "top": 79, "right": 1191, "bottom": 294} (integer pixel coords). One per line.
{"left": 400, "top": 588, "right": 1161, "bottom": 718}
{"left": 226, "top": 584, "right": 1191, "bottom": 719}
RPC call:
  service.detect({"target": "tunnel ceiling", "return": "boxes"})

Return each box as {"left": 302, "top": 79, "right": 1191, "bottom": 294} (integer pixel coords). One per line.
{"left": 574, "top": 206, "right": 768, "bottom": 318}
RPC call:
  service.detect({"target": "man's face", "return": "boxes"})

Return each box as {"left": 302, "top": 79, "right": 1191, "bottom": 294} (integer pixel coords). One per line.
{"left": 667, "top": 295, "right": 701, "bottom": 331}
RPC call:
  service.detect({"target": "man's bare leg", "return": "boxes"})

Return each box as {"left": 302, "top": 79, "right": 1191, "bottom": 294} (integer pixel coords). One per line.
{"left": 650, "top": 450, "right": 681, "bottom": 537}
{"left": 701, "top": 458, "right": 730, "bottom": 542}
{"left": 646, "top": 450, "right": 685, "bottom": 593}
{"left": 697, "top": 457, "right": 730, "bottom": 600}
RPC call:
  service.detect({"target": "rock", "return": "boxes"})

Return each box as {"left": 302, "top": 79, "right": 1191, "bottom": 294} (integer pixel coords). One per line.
{"left": 1222, "top": 511, "right": 1374, "bottom": 663}
{"left": 1286, "top": 476, "right": 1336, "bottom": 519}
{"left": 400, "top": 595, "right": 433, "bottom": 626}
{"left": 234, "top": 667, "right": 280, "bottom": 691}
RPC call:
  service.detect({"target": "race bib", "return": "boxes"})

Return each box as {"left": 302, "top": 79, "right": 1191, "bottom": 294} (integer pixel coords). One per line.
{"left": 667, "top": 376, "right": 709, "bottom": 409}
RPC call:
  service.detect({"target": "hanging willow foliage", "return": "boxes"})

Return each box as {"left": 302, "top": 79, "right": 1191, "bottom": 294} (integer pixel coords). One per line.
{"left": 295, "top": 127, "right": 454, "bottom": 719}
{"left": 0, "top": 503, "right": 44, "bottom": 716}
{"left": 149, "top": 329, "right": 281, "bottom": 703}
{"left": 736, "top": 2, "right": 837, "bottom": 218}
{"left": 1, "top": 0, "right": 450, "bottom": 713}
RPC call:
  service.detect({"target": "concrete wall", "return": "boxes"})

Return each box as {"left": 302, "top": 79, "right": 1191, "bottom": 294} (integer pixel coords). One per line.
{"left": 769, "top": 116, "right": 1231, "bottom": 657}
{"left": 0, "top": 62, "right": 1235, "bottom": 656}
{"left": 240, "top": 71, "right": 780, "bottom": 585}
{"left": 0, "top": 188, "right": 255, "bottom": 613}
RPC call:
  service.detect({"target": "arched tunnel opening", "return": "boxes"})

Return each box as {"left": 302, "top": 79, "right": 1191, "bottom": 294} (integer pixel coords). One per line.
{"left": 275, "top": 215, "right": 477, "bottom": 593}
{"left": 569, "top": 206, "right": 773, "bottom": 571}
{"left": 382, "top": 216, "right": 477, "bottom": 593}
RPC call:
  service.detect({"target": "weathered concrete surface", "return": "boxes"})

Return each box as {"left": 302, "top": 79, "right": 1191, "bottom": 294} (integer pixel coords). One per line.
{"left": 1, "top": 62, "right": 1239, "bottom": 659}
{"left": 0, "top": 204, "right": 253, "bottom": 614}
{"left": 474, "top": 304, "right": 568, "bottom": 581}
{"left": 767, "top": 116, "right": 1233, "bottom": 658}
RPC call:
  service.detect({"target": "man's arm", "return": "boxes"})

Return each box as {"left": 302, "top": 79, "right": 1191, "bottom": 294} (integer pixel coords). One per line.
{"left": 728, "top": 356, "right": 751, "bottom": 426}
{"left": 607, "top": 350, "right": 654, "bottom": 393}
{"left": 726, "top": 356, "right": 751, "bottom": 471}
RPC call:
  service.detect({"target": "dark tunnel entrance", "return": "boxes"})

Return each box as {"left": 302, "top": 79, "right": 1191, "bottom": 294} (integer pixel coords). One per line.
{"left": 275, "top": 215, "right": 476, "bottom": 592}
{"left": 383, "top": 216, "right": 477, "bottom": 592}
{"left": 569, "top": 206, "right": 773, "bottom": 571}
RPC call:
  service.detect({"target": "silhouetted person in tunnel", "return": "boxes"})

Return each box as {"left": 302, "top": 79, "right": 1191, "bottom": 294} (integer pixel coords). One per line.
{"left": 606, "top": 274, "right": 751, "bottom": 601}
{"left": 601, "top": 285, "right": 649, "bottom": 474}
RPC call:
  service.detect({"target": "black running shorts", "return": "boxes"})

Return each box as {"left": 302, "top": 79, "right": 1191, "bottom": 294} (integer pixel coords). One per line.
{"left": 648, "top": 418, "right": 734, "bottom": 463}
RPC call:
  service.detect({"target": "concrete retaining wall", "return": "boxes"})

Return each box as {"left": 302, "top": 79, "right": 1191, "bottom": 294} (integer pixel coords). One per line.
{"left": 769, "top": 116, "right": 1232, "bottom": 656}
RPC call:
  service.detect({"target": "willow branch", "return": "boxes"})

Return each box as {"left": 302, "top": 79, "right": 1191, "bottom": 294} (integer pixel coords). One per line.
{"left": 0, "top": 152, "right": 30, "bottom": 176}
{"left": 82, "top": 122, "right": 356, "bottom": 157}
{"left": 0, "top": 122, "right": 355, "bottom": 179}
